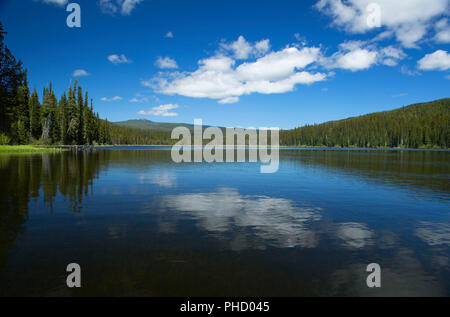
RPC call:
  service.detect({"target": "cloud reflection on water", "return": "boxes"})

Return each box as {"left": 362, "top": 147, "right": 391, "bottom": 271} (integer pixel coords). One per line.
{"left": 335, "top": 222, "right": 374, "bottom": 249}
{"left": 139, "top": 172, "right": 177, "bottom": 188}
{"left": 160, "top": 188, "right": 323, "bottom": 249}
{"left": 415, "top": 221, "right": 450, "bottom": 246}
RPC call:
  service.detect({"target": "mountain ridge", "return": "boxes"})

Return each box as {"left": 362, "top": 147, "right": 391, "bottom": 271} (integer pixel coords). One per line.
{"left": 114, "top": 98, "right": 449, "bottom": 132}
{"left": 110, "top": 98, "right": 449, "bottom": 148}
{"left": 113, "top": 119, "right": 210, "bottom": 132}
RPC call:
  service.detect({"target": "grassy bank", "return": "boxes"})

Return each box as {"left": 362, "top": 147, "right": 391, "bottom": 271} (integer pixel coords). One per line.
{"left": 0, "top": 145, "right": 67, "bottom": 154}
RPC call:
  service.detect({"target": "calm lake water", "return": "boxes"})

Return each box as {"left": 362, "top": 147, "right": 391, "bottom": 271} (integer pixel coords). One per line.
{"left": 0, "top": 147, "right": 449, "bottom": 296}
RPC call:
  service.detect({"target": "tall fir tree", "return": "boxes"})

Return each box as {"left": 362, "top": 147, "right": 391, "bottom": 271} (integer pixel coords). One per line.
{"left": 50, "top": 89, "right": 59, "bottom": 143}
{"left": 83, "top": 91, "right": 90, "bottom": 144}
{"left": 60, "top": 92, "right": 69, "bottom": 145}
{"left": 29, "top": 89, "right": 41, "bottom": 140}
{"left": 77, "top": 86, "right": 84, "bottom": 144}
{"left": 67, "top": 81, "right": 78, "bottom": 144}
{"left": 40, "top": 83, "right": 57, "bottom": 144}
{"left": 15, "top": 69, "right": 30, "bottom": 144}
{"left": 0, "top": 22, "right": 24, "bottom": 137}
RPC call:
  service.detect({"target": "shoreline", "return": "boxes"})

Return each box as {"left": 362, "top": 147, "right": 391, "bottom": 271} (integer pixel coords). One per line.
{"left": 1, "top": 144, "right": 449, "bottom": 154}
{"left": 0, "top": 145, "right": 68, "bottom": 154}
{"left": 96, "top": 144, "right": 450, "bottom": 151}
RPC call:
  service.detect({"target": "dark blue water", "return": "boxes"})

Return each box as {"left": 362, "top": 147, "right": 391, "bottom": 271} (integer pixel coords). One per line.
{"left": 0, "top": 148, "right": 449, "bottom": 296}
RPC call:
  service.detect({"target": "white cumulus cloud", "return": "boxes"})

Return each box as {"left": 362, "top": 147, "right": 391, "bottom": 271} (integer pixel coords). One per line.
{"left": 418, "top": 50, "right": 450, "bottom": 71}
{"left": 39, "top": 0, "right": 69, "bottom": 7}
{"left": 130, "top": 97, "right": 149, "bottom": 103}
{"left": 72, "top": 69, "right": 90, "bottom": 77}
{"left": 40, "top": 0, "right": 68, "bottom": 6}
{"left": 337, "top": 48, "right": 378, "bottom": 71}
{"left": 144, "top": 45, "right": 327, "bottom": 103}
{"left": 121, "top": 0, "right": 142, "bottom": 15}
{"left": 101, "top": 96, "right": 123, "bottom": 102}
{"left": 315, "top": 0, "right": 449, "bottom": 48}
{"left": 218, "top": 96, "right": 240, "bottom": 104}
{"left": 380, "top": 46, "right": 407, "bottom": 66}
{"left": 138, "top": 104, "right": 179, "bottom": 117}
{"left": 220, "top": 36, "right": 271, "bottom": 59}
{"left": 434, "top": 19, "right": 450, "bottom": 43}
{"left": 141, "top": 34, "right": 414, "bottom": 104}
{"left": 155, "top": 56, "right": 178, "bottom": 69}
{"left": 324, "top": 41, "right": 405, "bottom": 70}
{"left": 107, "top": 54, "right": 131, "bottom": 64}
{"left": 98, "top": 0, "right": 143, "bottom": 15}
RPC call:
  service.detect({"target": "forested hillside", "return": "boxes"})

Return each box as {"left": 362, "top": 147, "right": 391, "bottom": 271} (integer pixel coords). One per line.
{"left": 109, "top": 124, "right": 174, "bottom": 145}
{"left": 112, "top": 99, "right": 449, "bottom": 148}
{"left": 280, "top": 99, "right": 449, "bottom": 148}
{"left": 114, "top": 119, "right": 197, "bottom": 132}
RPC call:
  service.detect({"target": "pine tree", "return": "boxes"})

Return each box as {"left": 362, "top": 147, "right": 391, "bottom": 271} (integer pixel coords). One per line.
{"left": 83, "top": 91, "right": 91, "bottom": 144}
{"left": 77, "top": 86, "right": 84, "bottom": 144}
{"left": 50, "top": 89, "right": 59, "bottom": 143}
{"left": 29, "top": 89, "right": 41, "bottom": 140}
{"left": 40, "top": 83, "right": 57, "bottom": 144}
{"left": 0, "top": 22, "right": 117, "bottom": 146}
{"left": 60, "top": 93, "right": 69, "bottom": 145}
{"left": 67, "top": 81, "right": 78, "bottom": 144}
{"left": 15, "top": 70, "right": 30, "bottom": 144}
{"left": 0, "top": 22, "right": 24, "bottom": 136}
{"left": 95, "top": 112, "right": 100, "bottom": 143}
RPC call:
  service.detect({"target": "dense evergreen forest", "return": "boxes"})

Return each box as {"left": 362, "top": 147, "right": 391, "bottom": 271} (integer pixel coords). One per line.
{"left": 0, "top": 23, "right": 113, "bottom": 146}
{"left": 0, "top": 21, "right": 183, "bottom": 146}
{"left": 109, "top": 125, "right": 176, "bottom": 145}
{"left": 1, "top": 22, "right": 448, "bottom": 148}
{"left": 280, "top": 98, "right": 449, "bottom": 149}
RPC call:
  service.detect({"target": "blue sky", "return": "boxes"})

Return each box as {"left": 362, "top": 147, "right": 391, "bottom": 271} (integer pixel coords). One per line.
{"left": 0, "top": 0, "right": 449, "bottom": 128}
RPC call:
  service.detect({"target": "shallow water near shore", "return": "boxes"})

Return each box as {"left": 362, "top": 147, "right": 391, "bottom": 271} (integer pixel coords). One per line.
{"left": 0, "top": 147, "right": 449, "bottom": 296}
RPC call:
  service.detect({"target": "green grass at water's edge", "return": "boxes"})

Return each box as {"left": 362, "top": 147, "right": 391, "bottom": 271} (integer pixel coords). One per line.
{"left": 0, "top": 145, "right": 68, "bottom": 154}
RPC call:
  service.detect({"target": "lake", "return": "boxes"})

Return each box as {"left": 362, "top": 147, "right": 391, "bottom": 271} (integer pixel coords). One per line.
{"left": 0, "top": 147, "right": 449, "bottom": 296}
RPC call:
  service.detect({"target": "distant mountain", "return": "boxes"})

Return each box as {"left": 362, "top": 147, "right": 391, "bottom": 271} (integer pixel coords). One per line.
{"left": 113, "top": 119, "right": 197, "bottom": 132}
{"left": 111, "top": 99, "right": 449, "bottom": 148}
